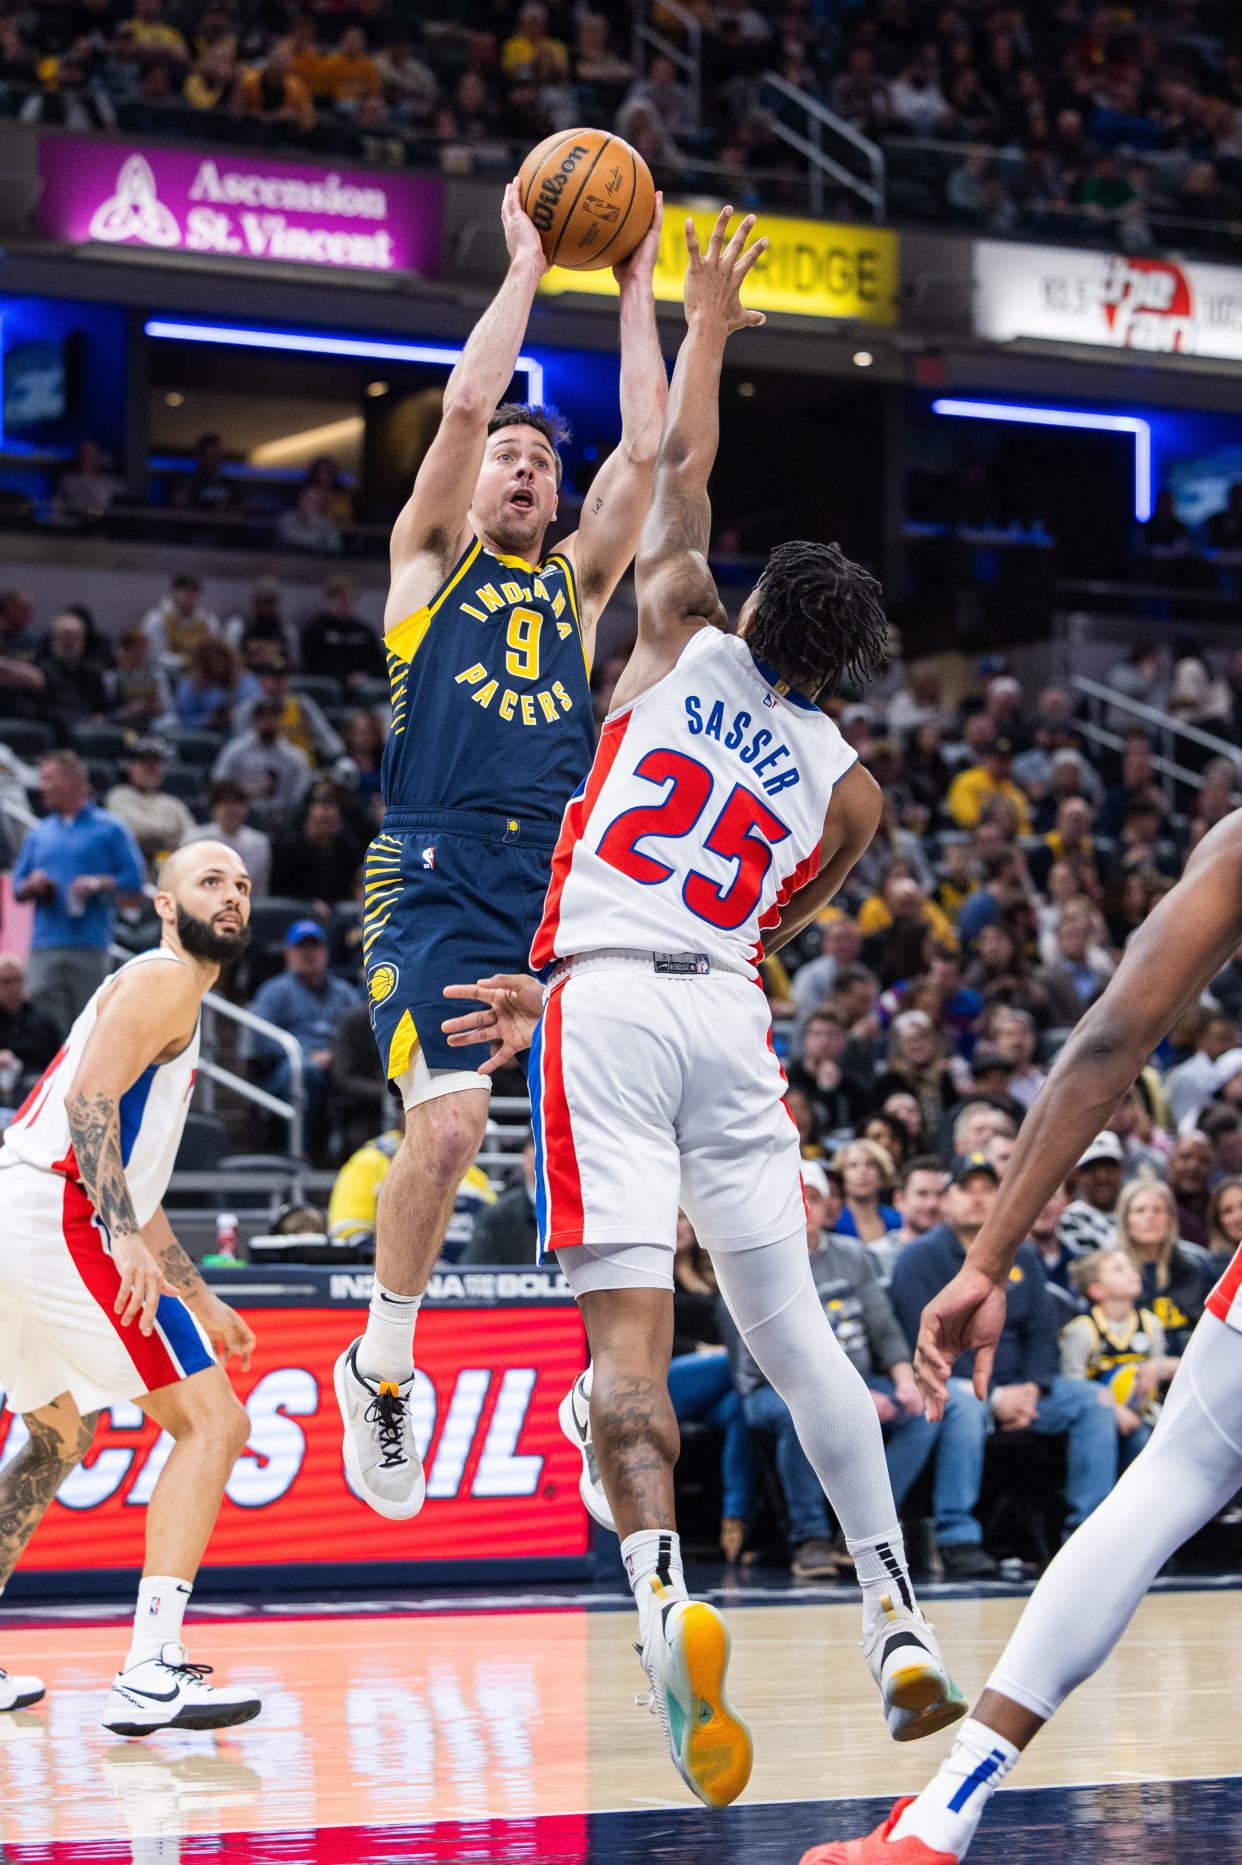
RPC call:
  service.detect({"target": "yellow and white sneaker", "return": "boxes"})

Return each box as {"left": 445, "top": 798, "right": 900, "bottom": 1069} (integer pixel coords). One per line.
{"left": 636, "top": 1581, "right": 753, "bottom": 1808}
{"left": 333, "top": 1340, "right": 425, "bottom": 1521}
{"left": 861, "top": 1595, "right": 967, "bottom": 1743}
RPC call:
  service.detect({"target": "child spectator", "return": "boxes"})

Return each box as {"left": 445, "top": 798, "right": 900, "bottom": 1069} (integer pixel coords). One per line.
{"left": 1061, "top": 1248, "right": 1173, "bottom": 1466}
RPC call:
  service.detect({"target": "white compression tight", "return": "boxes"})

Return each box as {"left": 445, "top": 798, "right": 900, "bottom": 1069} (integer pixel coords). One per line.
{"left": 710, "top": 1230, "right": 900, "bottom": 1542}
{"left": 989, "top": 1309, "right": 1242, "bottom": 1721}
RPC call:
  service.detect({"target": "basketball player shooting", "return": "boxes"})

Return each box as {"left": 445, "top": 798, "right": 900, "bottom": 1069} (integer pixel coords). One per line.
{"left": 335, "top": 176, "right": 667, "bottom": 1521}
{"left": 0, "top": 846, "right": 259, "bottom": 1736}
{"left": 443, "top": 208, "right": 966, "bottom": 1809}
{"left": 801, "top": 809, "right": 1242, "bottom": 1860}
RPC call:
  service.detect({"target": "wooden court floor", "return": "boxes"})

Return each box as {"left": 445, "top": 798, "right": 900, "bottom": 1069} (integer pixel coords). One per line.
{"left": 0, "top": 1587, "right": 1238, "bottom": 1861}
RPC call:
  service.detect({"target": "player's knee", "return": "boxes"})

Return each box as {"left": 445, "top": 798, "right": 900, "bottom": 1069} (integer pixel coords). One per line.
{"left": 219, "top": 1393, "right": 252, "bottom": 1460}
{"left": 417, "top": 1101, "right": 486, "bottom": 1187}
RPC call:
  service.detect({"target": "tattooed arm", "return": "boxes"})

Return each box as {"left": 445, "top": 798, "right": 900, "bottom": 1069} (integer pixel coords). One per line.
{"left": 63, "top": 962, "right": 201, "bottom": 1335}
{"left": 143, "top": 1207, "right": 256, "bottom": 1371}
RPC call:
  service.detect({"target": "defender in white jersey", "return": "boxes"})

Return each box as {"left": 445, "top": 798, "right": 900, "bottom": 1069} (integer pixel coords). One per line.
{"left": 444, "top": 210, "right": 965, "bottom": 1810}
{"left": 0, "top": 843, "right": 260, "bottom": 1735}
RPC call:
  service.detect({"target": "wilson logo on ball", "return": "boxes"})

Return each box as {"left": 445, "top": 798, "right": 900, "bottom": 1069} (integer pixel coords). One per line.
{"left": 530, "top": 146, "right": 590, "bottom": 233}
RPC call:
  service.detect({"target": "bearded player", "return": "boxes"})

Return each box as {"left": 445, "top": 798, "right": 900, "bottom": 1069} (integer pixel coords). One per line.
{"left": 0, "top": 845, "right": 259, "bottom": 1735}
{"left": 442, "top": 208, "right": 966, "bottom": 1809}
{"left": 334, "top": 178, "right": 667, "bottom": 1520}
{"left": 803, "top": 809, "right": 1242, "bottom": 1861}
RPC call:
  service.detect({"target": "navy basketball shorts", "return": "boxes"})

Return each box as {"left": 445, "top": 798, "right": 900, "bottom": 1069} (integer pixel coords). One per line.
{"left": 363, "top": 808, "right": 557, "bottom": 1085}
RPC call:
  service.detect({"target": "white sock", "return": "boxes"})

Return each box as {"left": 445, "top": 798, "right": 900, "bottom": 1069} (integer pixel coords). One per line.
{"left": 621, "top": 1529, "right": 687, "bottom": 1638}
{"left": 889, "top": 1717, "right": 1020, "bottom": 1857}
{"left": 358, "top": 1278, "right": 422, "bottom": 1383}
{"left": 126, "top": 1575, "right": 192, "bottom": 1668}
{"left": 848, "top": 1525, "right": 919, "bottom": 1632}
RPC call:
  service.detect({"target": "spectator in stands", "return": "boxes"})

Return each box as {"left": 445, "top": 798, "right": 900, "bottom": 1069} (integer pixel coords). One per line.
{"left": 950, "top": 1100, "right": 1015, "bottom": 1160}
{"left": 892, "top": 1151, "right": 1118, "bottom": 1572}
{"left": 620, "top": 51, "right": 693, "bottom": 141}
{"left": 502, "top": 3, "right": 569, "bottom": 79}
{"left": 1025, "top": 1185, "right": 1075, "bottom": 1292}
{"left": 246, "top": 919, "right": 361, "bottom": 1144}
{"left": 891, "top": 1154, "right": 949, "bottom": 1249}
{"left": 106, "top": 736, "right": 195, "bottom": 872}
{"left": 1141, "top": 489, "right": 1191, "bottom": 552}
{"left": 318, "top": 25, "right": 381, "bottom": 108}
{"left": 170, "top": 435, "right": 238, "bottom": 518}
{"left": 233, "top": 45, "right": 315, "bottom": 134}
{"left": 18, "top": 47, "right": 117, "bottom": 129}
{"left": 786, "top": 1008, "right": 863, "bottom": 1136}
{"left": 342, "top": 709, "right": 386, "bottom": 810}
{"left": 184, "top": 40, "right": 238, "bottom": 112}
{"left": 235, "top": 657, "right": 342, "bottom": 768}
{"left": 225, "top": 578, "right": 298, "bottom": 670}
{"left": 105, "top": 626, "right": 172, "bottom": 730}
{"left": 301, "top": 577, "right": 385, "bottom": 688}
{"left": 328, "top": 1001, "right": 387, "bottom": 1158}
{"left": 1209, "top": 1177, "right": 1242, "bottom": 1258}
{"left": 1034, "top": 897, "right": 1111, "bottom": 1025}
{"left": 1061, "top": 1248, "right": 1169, "bottom": 1468}
{"left": 1207, "top": 483, "right": 1242, "bottom": 551}
{"left": 183, "top": 778, "right": 272, "bottom": 897}
{"left": 988, "top": 1005, "right": 1045, "bottom": 1107}
{"left": 461, "top": 1136, "right": 540, "bottom": 1266}
{"left": 278, "top": 484, "right": 344, "bottom": 556}
{"left": 721, "top": 1161, "right": 934, "bottom": 1581}
{"left": 175, "top": 638, "right": 259, "bottom": 734}
{"left": 946, "top": 735, "right": 1032, "bottom": 834}
{"left": 1114, "top": 1177, "right": 1211, "bottom": 1357}
{"left": 0, "top": 951, "right": 63, "bottom": 1103}
{"left": 832, "top": 1138, "right": 901, "bottom": 1249}
{"left": 791, "top": 915, "right": 863, "bottom": 1030}
{"left": 12, "top": 751, "right": 144, "bottom": 1029}
{"left": 1059, "top": 1130, "right": 1125, "bottom": 1255}
{"left": 0, "top": 589, "right": 44, "bottom": 717}
{"left": 36, "top": 610, "right": 107, "bottom": 735}
{"left": 873, "top": 1010, "right": 960, "bottom": 1134}
{"left": 271, "top": 788, "right": 363, "bottom": 910}
{"left": 1202, "top": 1105, "right": 1242, "bottom": 1183}
{"left": 55, "top": 440, "right": 125, "bottom": 522}
{"left": 328, "top": 1114, "right": 494, "bottom": 1262}
{"left": 211, "top": 697, "right": 312, "bottom": 822}
{"left": 142, "top": 571, "right": 220, "bottom": 671}
{"left": 1166, "top": 1131, "right": 1215, "bottom": 1249}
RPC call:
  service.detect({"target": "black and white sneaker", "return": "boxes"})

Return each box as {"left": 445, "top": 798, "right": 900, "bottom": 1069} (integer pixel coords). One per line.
{"left": 558, "top": 1369, "right": 615, "bottom": 1532}
{"left": 103, "top": 1642, "right": 261, "bottom": 1737}
{"left": 333, "top": 1338, "right": 425, "bottom": 1521}
{"left": 0, "top": 1667, "right": 44, "bottom": 1712}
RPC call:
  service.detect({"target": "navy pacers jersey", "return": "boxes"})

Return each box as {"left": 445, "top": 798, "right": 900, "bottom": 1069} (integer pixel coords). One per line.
{"left": 364, "top": 536, "right": 595, "bottom": 1085}
{"left": 381, "top": 536, "right": 595, "bottom": 826}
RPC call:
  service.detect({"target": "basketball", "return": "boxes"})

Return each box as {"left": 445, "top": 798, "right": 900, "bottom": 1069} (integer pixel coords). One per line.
{"left": 517, "top": 128, "right": 656, "bottom": 272}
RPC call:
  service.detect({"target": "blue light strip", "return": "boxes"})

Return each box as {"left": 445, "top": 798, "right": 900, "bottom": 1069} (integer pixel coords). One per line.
{"left": 931, "top": 397, "right": 1152, "bottom": 522}
{"left": 144, "top": 319, "right": 544, "bottom": 405}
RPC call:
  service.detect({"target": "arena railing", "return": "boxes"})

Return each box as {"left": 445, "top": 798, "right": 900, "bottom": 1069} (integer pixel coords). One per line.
{"left": 1071, "top": 674, "right": 1242, "bottom": 800}
{"left": 631, "top": 0, "right": 702, "bottom": 131}
{"left": 757, "top": 73, "right": 885, "bottom": 221}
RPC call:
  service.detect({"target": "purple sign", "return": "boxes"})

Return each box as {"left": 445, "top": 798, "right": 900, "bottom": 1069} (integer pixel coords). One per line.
{"left": 37, "top": 136, "right": 442, "bottom": 277}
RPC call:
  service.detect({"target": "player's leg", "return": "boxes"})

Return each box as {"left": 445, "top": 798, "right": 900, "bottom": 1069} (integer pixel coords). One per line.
{"left": 104, "top": 1363, "right": 259, "bottom": 1737}
{"left": 803, "top": 1309, "right": 1242, "bottom": 1862}
{"left": 0, "top": 1393, "right": 96, "bottom": 1711}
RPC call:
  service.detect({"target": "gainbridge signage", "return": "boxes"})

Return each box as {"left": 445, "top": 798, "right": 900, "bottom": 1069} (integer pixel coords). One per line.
{"left": 0, "top": 1297, "right": 589, "bottom": 1577}
{"left": 973, "top": 239, "right": 1242, "bottom": 360}
{"left": 541, "top": 203, "right": 898, "bottom": 324}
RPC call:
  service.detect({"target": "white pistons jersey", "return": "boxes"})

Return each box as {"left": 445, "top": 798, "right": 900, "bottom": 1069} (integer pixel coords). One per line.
{"left": 531, "top": 628, "right": 858, "bottom": 978}
{"left": 0, "top": 949, "right": 200, "bottom": 1228}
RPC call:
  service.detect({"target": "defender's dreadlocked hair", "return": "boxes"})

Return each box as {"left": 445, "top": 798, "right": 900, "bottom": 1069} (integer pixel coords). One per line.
{"left": 487, "top": 403, "right": 570, "bottom": 487}
{"left": 747, "top": 539, "right": 889, "bottom": 701}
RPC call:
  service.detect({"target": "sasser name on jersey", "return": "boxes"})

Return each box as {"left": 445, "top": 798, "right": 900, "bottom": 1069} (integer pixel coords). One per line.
{"left": 683, "top": 693, "right": 802, "bottom": 796}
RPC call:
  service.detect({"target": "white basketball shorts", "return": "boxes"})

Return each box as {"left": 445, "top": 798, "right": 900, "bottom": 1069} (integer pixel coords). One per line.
{"left": 0, "top": 1162, "right": 215, "bottom": 1417}
{"left": 528, "top": 961, "right": 806, "bottom": 1285}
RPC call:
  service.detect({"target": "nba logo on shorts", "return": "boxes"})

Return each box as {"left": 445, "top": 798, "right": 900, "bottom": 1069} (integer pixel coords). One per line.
{"left": 421, "top": 845, "right": 436, "bottom": 869}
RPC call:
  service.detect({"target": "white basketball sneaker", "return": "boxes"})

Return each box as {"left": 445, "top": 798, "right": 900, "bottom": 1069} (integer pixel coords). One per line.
{"left": 559, "top": 1369, "right": 615, "bottom": 1532}
{"left": 861, "top": 1594, "right": 967, "bottom": 1743}
{"left": 103, "top": 1642, "right": 261, "bottom": 1736}
{"left": 636, "top": 1579, "right": 753, "bottom": 1808}
{"left": 0, "top": 1667, "right": 44, "bottom": 1711}
{"left": 334, "top": 1339, "right": 425, "bottom": 1521}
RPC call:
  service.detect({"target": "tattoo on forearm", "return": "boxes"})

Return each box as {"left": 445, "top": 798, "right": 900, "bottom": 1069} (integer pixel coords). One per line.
{"left": 66, "top": 1091, "right": 140, "bottom": 1235}
{"left": 0, "top": 1408, "right": 98, "bottom": 1585}
{"left": 157, "top": 1237, "right": 206, "bottom": 1301}
{"left": 592, "top": 1377, "right": 677, "bottom": 1529}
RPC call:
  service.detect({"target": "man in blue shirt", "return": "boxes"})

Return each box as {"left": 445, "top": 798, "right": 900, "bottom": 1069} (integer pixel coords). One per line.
{"left": 12, "top": 751, "right": 145, "bottom": 1031}
{"left": 890, "top": 1152, "right": 1117, "bottom": 1579}
{"left": 246, "top": 919, "right": 361, "bottom": 1144}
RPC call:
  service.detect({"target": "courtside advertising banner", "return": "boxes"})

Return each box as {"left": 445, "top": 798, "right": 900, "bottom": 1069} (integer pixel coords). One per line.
{"left": 542, "top": 203, "right": 898, "bottom": 324}
{"left": 37, "top": 135, "right": 443, "bottom": 276}
{"left": 973, "top": 239, "right": 1242, "bottom": 359}
{"left": 0, "top": 1299, "right": 589, "bottom": 1573}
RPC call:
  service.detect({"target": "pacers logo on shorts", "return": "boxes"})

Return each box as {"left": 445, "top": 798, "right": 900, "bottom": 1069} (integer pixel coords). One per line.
{"left": 368, "top": 963, "right": 399, "bottom": 1007}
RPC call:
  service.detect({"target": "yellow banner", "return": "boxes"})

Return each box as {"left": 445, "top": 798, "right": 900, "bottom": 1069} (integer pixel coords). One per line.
{"left": 540, "top": 203, "right": 898, "bottom": 324}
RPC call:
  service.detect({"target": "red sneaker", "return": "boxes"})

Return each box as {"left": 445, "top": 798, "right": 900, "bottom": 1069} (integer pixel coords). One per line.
{"left": 799, "top": 1798, "right": 958, "bottom": 1863}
